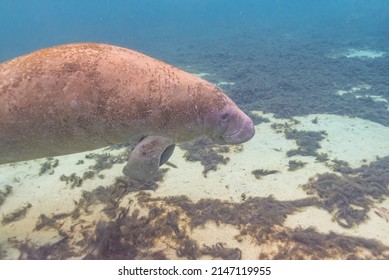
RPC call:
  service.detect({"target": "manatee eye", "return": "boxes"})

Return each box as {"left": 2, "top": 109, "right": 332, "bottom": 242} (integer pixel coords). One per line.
{"left": 221, "top": 113, "right": 230, "bottom": 121}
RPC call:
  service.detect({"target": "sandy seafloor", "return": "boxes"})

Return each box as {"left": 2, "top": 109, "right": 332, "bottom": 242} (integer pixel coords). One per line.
{"left": 1, "top": 102, "right": 389, "bottom": 259}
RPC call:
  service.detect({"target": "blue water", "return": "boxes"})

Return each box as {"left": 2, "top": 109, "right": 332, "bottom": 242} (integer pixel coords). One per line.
{"left": 1, "top": 0, "right": 389, "bottom": 260}
{"left": 1, "top": 0, "right": 388, "bottom": 61}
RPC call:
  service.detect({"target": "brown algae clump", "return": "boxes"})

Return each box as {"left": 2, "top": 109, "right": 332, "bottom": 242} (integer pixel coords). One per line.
{"left": 0, "top": 185, "right": 13, "bottom": 206}
{"left": 288, "top": 160, "right": 307, "bottom": 171}
{"left": 39, "top": 158, "right": 59, "bottom": 175}
{"left": 303, "top": 156, "right": 389, "bottom": 228}
{"left": 285, "top": 129, "right": 328, "bottom": 162}
{"left": 2, "top": 203, "right": 32, "bottom": 225}
{"left": 179, "top": 136, "right": 233, "bottom": 177}
{"left": 251, "top": 169, "right": 279, "bottom": 179}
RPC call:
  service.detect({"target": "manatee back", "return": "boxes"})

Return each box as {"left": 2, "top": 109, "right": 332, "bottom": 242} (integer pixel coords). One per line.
{"left": 0, "top": 43, "right": 230, "bottom": 164}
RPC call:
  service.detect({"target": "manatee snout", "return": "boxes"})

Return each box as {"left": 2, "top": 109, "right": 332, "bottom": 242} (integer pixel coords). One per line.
{"left": 222, "top": 111, "right": 255, "bottom": 144}
{"left": 207, "top": 104, "right": 255, "bottom": 145}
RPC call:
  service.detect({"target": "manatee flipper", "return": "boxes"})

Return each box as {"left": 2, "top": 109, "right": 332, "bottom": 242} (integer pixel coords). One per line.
{"left": 122, "top": 136, "right": 175, "bottom": 181}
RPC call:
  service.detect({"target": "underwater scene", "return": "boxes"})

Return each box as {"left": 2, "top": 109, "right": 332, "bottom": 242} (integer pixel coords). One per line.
{"left": 0, "top": 0, "right": 389, "bottom": 260}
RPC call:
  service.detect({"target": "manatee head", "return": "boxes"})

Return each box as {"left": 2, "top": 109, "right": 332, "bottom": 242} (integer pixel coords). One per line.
{"left": 204, "top": 101, "right": 255, "bottom": 145}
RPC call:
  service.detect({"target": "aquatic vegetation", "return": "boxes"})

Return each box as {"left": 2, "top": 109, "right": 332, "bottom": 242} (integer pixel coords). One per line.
{"left": 264, "top": 227, "right": 389, "bottom": 260}
{"left": 3, "top": 185, "right": 388, "bottom": 260}
{"left": 285, "top": 129, "right": 326, "bottom": 154}
{"left": 159, "top": 194, "right": 317, "bottom": 230}
{"left": 270, "top": 122, "right": 293, "bottom": 134}
{"left": 39, "top": 158, "right": 59, "bottom": 175}
{"left": 373, "top": 206, "right": 389, "bottom": 222}
{"left": 247, "top": 112, "right": 270, "bottom": 125}
{"left": 2, "top": 203, "right": 32, "bottom": 225}
{"left": 197, "top": 34, "right": 389, "bottom": 126}
{"left": 201, "top": 242, "right": 242, "bottom": 260}
{"left": 60, "top": 173, "right": 83, "bottom": 188}
{"left": 176, "top": 238, "right": 200, "bottom": 260}
{"left": 288, "top": 160, "right": 307, "bottom": 171}
{"left": 269, "top": 122, "right": 329, "bottom": 162}
{"left": 85, "top": 203, "right": 189, "bottom": 260}
{"left": 16, "top": 181, "right": 173, "bottom": 259}
{"left": 1, "top": 135, "right": 387, "bottom": 260}
{"left": 82, "top": 171, "right": 95, "bottom": 180}
{"left": 303, "top": 156, "right": 389, "bottom": 228}
{"left": 0, "top": 184, "right": 13, "bottom": 206}
{"left": 73, "top": 170, "right": 168, "bottom": 218}
{"left": 0, "top": 245, "right": 5, "bottom": 259}
{"left": 85, "top": 151, "right": 127, "bottom": 172}
{"left": 251, "top": 169, "right": 279, "bottom": 179}
{"left": 179, "top": 136, "right": 233, "bottom": 176}
{"left": 35, "top": 213, "right": 71, "bottom": 231}
{"left": 35, "top": 214, "right": 59, "bottom": 230}
{"left": 327, "top": 159, "right": 353, "bottom": 174}
{"left": 8, "top": 236, "right": 71, "bottom": 260}
{"left": 85, "top": 212, "right": 138, "bottom": 260}
{"left": 285, "top": 129, "right": 329, "bottom": 162}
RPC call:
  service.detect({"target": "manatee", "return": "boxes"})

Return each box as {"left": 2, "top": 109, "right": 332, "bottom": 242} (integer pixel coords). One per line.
{"left": 0, "top": 43, "right": 255, "bottom": 180}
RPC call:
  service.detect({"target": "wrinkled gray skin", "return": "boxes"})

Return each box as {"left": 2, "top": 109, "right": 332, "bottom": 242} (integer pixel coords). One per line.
{"left": 0, "top": 43, "right": 255, "bottom": 180}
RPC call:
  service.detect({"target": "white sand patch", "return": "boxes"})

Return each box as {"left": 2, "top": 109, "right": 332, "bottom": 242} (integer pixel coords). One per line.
{"left": 336, "top": 84, "right": 371, "bottom": 96}
{"left": 355, "top": 94, "right": 388, "bottom": 102}
{"left": 336, "top": 84, "right": 389, "bottom": 111}
{"left": 193, "top": 72, "right": 212, "bottom": 78}
{"left": 344, "top": 49, "right": 385, "bottom": 59}
{"left": 156, "top": 116, "right": 323, "bottom": 202}
{"left": 215, "top": 81, "right": 235, "bottom": 87}
{"left": 330, "top": 49, "right": 385, "bottom": 59}
{"left": 292, "top": 114, "right": 389, "bottom": 167}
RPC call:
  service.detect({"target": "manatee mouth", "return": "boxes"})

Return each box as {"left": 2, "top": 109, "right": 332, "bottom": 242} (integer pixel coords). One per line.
{"left": 223, "top": 118, "right": 255, "bottom": 144}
